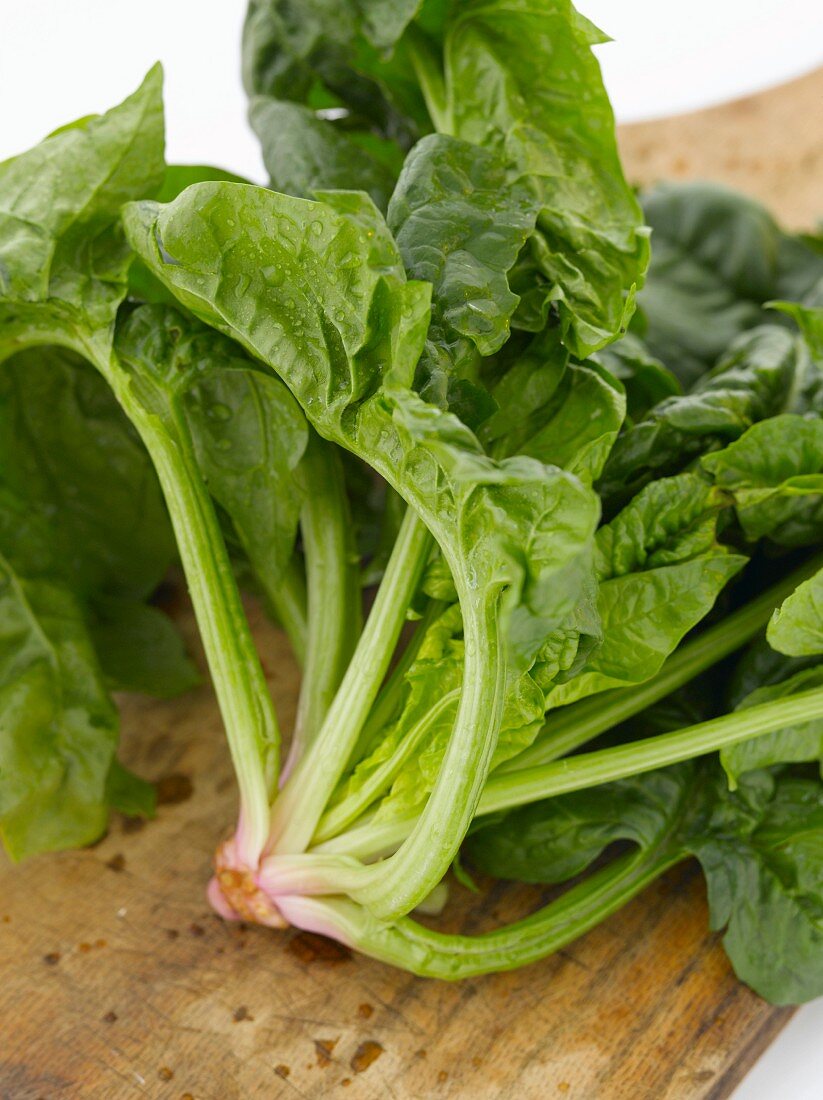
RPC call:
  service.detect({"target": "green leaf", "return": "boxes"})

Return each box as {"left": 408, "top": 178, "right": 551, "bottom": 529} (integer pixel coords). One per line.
{"left": 720, "top": 666, "right": 823, "bottom": 783}
{"left": 0, "top": 66, "right": 165, "bottom": 365}
{"left": 444, "top": 0, "right": 649, "bottom": 357}
{"left": 105, "top": 759, "right": 156, "bottom": 818}
{"left": 129, "top": 162, "right": 250, "bottom": 305}
{"left": 250, "top": 97, "right": 398, "bottom": 210}
{"left": 0, "top": 545, "right": 119, "bottom": 861}
{"left": 600, "top": 325, "right": 807, "bottom": 509}
{"left": 690, "top": 772, "right": 823, "bottom": 1005}
{"left": 0, "top": 345, "right": 176, "bottom": 599}
{"left": 387, "top": 133, "right": 539, "bottom": 402}
{"left": 479, "top": 329, "right": 626, "bottom": 484}
{"left": 638, "top": 182, "right": 823, "bottom": 388}
{"left": 115, "top": 304, "right": 308, "bottom": 596}
{"left": 467, "top": 764, "right": 694, "bottom": 884}
{"left": 702, "top": 414, "right": 823, "bottom": 547}
{"left": 769, "top": 299, "right": 823, "bottom": 361}
{"left": 546, "top": 474, "right": 746, "bottom": 707}
{"left": 89, "top": 597, "right": 200, "bottom": 699}
{"left": 768, "top": 566, "right": 823, "bottom": 657}
{"left": 470, "top": 760, "right": 823, "bottom": 1003}
{"left": 242, "top": 0, "right": 426, "bottom": 149}
{"left": 123, "top": 182, "right": 599, "bottom": 668}
{"left": 590, "top": 332, "right": 680, "bottom": 422}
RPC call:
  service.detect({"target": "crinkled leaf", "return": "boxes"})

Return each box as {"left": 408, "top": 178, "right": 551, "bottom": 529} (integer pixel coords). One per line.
{"left": 129, "top": 162, "right": 249, "bottom": 305}
{"left": 600, "top": 325, "right": 807, "bottom": 509}
{"left": 545, "top": 474, "right": 746, "bottom": 707}
{"left": 242, "top": 0, "right": 427, "bottom": 151}
{"left": 445, "top": 0, "right": 648, "bottom": 358}
{"left": 124, "top": 183, "right": 599, "bottom": 668}
{"left": 0, "top": 66, "right": 164, "bottom": 364}
{"left": 690, "top": 772, "right": 823, "bottom": 1005}
{"left": 387, "top": 133, "right": 539, "bottom": 403}
{"left": 702, "top": 414, "right": 823, "bottom": 547}
{"left": 480, "top": 332, "right": 625, "bottom": 484}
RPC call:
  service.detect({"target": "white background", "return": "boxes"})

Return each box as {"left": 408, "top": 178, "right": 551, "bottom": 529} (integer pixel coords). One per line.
{"left": 2, "top": 3, "right": 822, "bottom": 1096}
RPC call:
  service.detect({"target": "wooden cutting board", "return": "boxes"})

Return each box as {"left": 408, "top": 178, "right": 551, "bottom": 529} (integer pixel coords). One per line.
{"left": 2, "top": 67, "right": 821, "bottom": 1100}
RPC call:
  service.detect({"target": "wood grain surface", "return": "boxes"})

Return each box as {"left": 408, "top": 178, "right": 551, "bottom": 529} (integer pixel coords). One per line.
{"left": 2, "top": 67, "right": 821, "bottom": 1100}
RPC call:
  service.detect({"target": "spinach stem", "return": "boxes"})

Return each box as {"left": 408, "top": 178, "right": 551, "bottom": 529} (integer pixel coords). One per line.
{"left": 266, "top": 507, "right": 432, "bottom": 854}
{"left": 278, "top": 845, "right": 681, "bottom": 978}
{"left": 312, "top": 684, "right": 823, "bottom": 862}
{"left": 283, "top": 432, "right": 361, "bottom": 778}
{"left": 405, "top": 25, "right": 453, "bottom": 135}
{"left": 351, "top": 589, "right": 506, "bottom": 920}
{"left": 109, "top": 365, "right": 279, "bottom": 867}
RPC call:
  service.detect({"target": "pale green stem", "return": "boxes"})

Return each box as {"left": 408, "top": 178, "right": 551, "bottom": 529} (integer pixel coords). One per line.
{"left": 267, "top": 508, "right": 432, "bottom": 853}
{"left": 284, "top": 433, "right": 361, "bottom": 777}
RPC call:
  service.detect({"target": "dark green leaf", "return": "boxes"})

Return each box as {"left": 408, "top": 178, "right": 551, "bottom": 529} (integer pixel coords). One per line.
{"left": 546, "top": 474, "right": 746, "bottom": 707}
{"left": 105, "top": 759, "right": 156, "bottom": 818}
{"left": 0, "top": 345, "right": 175, "bottom": 598}
{"left": 250, "top": 97, "right": 398, "bottom": 209}
{"left": 90, "top": 597, "right": 200, "bottom": 699}
{"left": 702, "top": 414, "right": 823, "bottom": 547}
{"left": 445, "top": 0, "right": 648, "bottom": 357}
{"left": 600, "top": 325, "right": 807, "bottom": 509}
{"left": 387, "top": 133, "right": 539, "bottom": 402}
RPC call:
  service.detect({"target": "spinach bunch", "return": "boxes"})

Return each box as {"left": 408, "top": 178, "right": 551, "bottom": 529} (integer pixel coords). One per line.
{"left": 2, "top": 0, "right": 823, "bottom": 1006}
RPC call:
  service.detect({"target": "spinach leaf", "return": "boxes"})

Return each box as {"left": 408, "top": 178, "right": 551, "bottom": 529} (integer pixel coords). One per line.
{"left": 124, "top": 180, "right": 599, "bottom": 916}
{"left": 0, "top": 345, "right": 175, "bottom": 599}
{"left": 720, "top": 667, "right": 823, "bottom": 783}
{"left": 387, "top": 132, "right": 539, "bottom": 404}
{"left": 638, "top": 182, "right": 823, "bottom": 387}
{"left": 124, "top": 183, "right": 599, "bottom": 668}
{"left": 250, "top": 97, "right": 398, "bottom": 209}
{"left": 545, "top": 474, "right": 746, "bottom": 707}
{"left": 129, "top": 162, "right": 250, "bottom": 305}
{"left": 467, "top": 765, "right": 693, "bottom": 884}
{"left": 242, "top": 0, "right": 426, "bottom": 151}
{"left": 702, "top": 414, "right": 823, "bottom": 547}
{"left": 599, "top": 325, "right": 807, "bottom": 508}
{"left": 116, "top": 304, "right": 308, "bottom": 608}
{"left": 690, "top": 771, "right": 823, "bottom": 1005}
{"left": 769, "top": 566, "right": 823, "bottom": 656}
{"left": 89, "top": 597, "right": 200, "bottom": 699}
{"left": 0, "top": 66, "right": 164, "bottom": 365}
{"left": 589, "top": 333, "right": 680, "bottom": 422}
{"left": 469, "top": 762, "right": 823, "bottom": 1003}
{"left": 443, "top": 0, "right": 649, "bottom": 357}
{"left": 0, "top": 496, "right": 121, "bottom": 860}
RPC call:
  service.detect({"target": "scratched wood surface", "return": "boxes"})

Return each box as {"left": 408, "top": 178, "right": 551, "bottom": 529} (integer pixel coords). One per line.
{"left": 2, "top": 68, "right": 821, "bottom": 1100}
